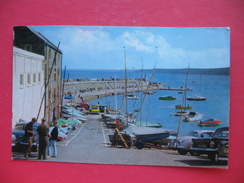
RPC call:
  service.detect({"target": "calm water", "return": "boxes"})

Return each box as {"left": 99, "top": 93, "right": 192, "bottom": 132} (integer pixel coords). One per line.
{"left": 66, "top": 69, "right": 230, "bottom": 136}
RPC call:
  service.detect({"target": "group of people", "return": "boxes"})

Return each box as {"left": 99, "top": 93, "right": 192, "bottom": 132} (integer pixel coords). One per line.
{"left": 24, "top": 117, "right": 59, "bottom": 160}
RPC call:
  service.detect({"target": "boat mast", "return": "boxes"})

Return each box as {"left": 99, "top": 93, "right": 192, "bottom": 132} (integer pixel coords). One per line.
{"left": 60, "top": 65, "right": 66, "bottom": 116}
{"left": 124, "top": 47, "right": 129, "bottom": 126}
{"left": 176, "top": 63, "right": 190, "bottom": 138}
{"left": 114, "top": 75, "right": 117, "bottom": 115}
{"left": 135, "top": 47, "right": 158, "bottom": 124}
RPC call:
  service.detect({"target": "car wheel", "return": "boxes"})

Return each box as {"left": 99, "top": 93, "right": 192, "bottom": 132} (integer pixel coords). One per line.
{"left": 177, "top": 149, "right": 188, "bottom": 155}
{"left": 208, "top": 153, "right": 218, "bottom": 162}
{"left": 135, "top": 140, "right": 144, "bottom": 149}
{"left": 190, "top": 151, "right": 199, "bottom": 156}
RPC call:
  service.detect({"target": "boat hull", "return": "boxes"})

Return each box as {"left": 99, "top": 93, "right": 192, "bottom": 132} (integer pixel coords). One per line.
{"left": 120, "top": 125, "right": 170, "bottom": 142}
{"left": 175, "top": 105, "right": 193, "bottom": 110}
{"left": 187, "top": 97, "right": 207, "bottom": 101}
{"left": 159, "top": 96, "right": 176, "bottom": 101}
{"left": 198, "top": 119, "right": 222, "bottom": 126}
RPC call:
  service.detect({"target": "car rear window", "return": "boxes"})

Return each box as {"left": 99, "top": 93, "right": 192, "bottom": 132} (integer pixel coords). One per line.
{"left": 218, "top": 130, "right": 229, "bottom": 137}
{"left": 14, "top": 124, "right": 25, "bottom": 130}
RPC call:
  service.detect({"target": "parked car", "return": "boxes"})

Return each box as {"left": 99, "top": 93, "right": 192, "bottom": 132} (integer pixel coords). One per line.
{"left": 99, "top": 105, "right": 108, "bottom": 113}
{"left": 12, "top": 134, "right": 16, "bottom": 147}
{"left": 89, "top": 105, "right": 100, "bottom": 114}
{"left": 12, "top": 121, "right": 40, "bottom": 152}
{"left": 77, "top": 102, "right": 90, "bottom": 110}
{"left": 168, "top": 130, "right": 214, "bottom": 155}
{"left": 190, "top": 127, "right": 229, "bottom": 162}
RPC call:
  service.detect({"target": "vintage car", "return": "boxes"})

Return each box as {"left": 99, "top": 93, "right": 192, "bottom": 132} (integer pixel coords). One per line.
{"left": 12, "top": 121, "right": 40, "bottom": 152}
{"left": 168, "top": 130, "right": 214, "bottom": 155}
{"left": 12, "top": 134, "right": 16, "bottom": 147}
{"left": 99, "top": 105, "right": 108, "bottom": 113}
{"left": 77, "top": 102, "right": 90, "bottom": 110}
{"left": 89, "top": 105, "right": 100, "bottom": 114}
{"left": 190, "top": 127, "right": 229, "bottom": 162}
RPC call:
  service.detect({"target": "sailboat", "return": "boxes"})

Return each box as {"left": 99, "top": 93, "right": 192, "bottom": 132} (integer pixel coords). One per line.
{"left": 109, "top": 48, "right": 169, "bottom": 144}
{"left": 175, "top": 66, "right": 193, "bottom": 110}
{"left": 187, "top": 75, "right": 207, "bottom": 101}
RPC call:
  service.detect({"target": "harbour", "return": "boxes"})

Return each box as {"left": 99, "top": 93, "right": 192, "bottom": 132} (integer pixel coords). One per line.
{"left": 63, "top": 70, "right": 229, "bottom": 137}
{"left": 12, "top": 114, "right": 227, "bottom": 168}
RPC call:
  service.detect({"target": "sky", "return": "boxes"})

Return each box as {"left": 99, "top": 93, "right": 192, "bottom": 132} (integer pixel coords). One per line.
{"left": 30, "top": 26, "right": 230, "bottom": 70}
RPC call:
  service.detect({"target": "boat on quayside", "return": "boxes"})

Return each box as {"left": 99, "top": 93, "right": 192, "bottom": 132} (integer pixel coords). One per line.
{"left": 120, "top": 123, "right": 170, "bottom": 142}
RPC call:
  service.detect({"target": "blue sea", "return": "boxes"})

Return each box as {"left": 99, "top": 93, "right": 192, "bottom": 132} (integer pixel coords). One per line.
{"left": 65, "top": 69, "right": 230, "bottom": 137}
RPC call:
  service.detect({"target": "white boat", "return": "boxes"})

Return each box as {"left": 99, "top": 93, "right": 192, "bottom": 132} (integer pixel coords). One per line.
{"left": 183, "top": 112, "right": 203, "bottom": 122}
{"left": 187, "top": 75, "right": 207, "bottom": 101}
{"left": 187, "top": 95, "right": 207, "bottom": 101}
{"left": 126, "top": 94, "right": 139, "bottom": 100}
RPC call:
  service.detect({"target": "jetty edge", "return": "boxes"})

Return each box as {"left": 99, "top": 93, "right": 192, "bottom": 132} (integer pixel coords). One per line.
{"left": 63, "top": 78, "right": 162, "bottom": 103}
{"left": 63, "top": 77, "right": 192, "bottom": 104}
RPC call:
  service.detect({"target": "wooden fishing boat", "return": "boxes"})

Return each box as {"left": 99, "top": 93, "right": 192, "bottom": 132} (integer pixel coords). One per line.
{"left": 175, "top": 105, "right": 193, "bottom": 110}
{"left": 159, "top": 96, "right": 176, "bottom": 101}
{"left": 198, "top": 119, "right": 222, "bottom": 126}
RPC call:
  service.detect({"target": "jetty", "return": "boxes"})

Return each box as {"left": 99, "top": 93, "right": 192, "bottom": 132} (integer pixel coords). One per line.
{"left": 63, "top": 78, "right": 191, "bottom": 104}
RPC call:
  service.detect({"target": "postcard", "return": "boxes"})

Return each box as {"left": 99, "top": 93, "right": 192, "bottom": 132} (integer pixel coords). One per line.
{"left": 12, "top": 26, "right": 230, "bottom": 168}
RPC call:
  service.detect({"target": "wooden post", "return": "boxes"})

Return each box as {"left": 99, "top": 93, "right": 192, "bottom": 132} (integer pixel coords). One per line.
{"left": 115, "top": 128, "right": 129, "bottom": 149}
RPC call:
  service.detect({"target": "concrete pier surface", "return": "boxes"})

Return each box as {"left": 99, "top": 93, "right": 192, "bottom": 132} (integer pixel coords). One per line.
{"left": 12, "top": 114, "right": 227, "bottom": 168}
{"left": 63, "top": 78, "right": 189, "bottom": 104}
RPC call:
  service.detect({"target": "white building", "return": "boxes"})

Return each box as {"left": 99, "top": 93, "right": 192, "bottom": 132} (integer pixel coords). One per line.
{"left": 12, "top": 47, "right": 45, "bottom": 128}
{"left": 13, "top": 26, "right": 62, "bottom": 127}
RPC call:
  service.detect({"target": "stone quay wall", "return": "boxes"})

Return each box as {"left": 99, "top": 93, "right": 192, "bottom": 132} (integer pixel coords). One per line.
{"left": 63, "top": 78, "right": 163, "bottom": 104}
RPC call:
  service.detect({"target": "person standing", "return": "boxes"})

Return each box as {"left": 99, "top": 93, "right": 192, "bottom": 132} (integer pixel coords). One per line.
{"left": 24, "top": 117, "right": 37, "bottom": 157}
{"left": 36, "top": 118, "right": 49, "bottom": 160}
{"left": 47, "top": 120, "right": 58, "bottom": 158}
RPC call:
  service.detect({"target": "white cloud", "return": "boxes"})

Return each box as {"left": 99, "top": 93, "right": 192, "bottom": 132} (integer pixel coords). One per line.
{"left": 50, "top": 27, "right": 229, "bottom": 69}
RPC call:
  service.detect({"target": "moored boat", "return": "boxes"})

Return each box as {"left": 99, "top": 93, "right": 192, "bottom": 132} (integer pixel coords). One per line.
{"left": 159, "top": 96, "right": 176, "bottom": 101}
{"left": 187, "top": 95, "right": 207, "bottom": 101}
{"left": 126, "top": 94, "right": 139, "bottom": 100}
{"left": 183, "top": 112, "right": 203, "bottom": 122}
{"left": 175, "top": 105, "right": 193, "bottom": 110}
{"left": 174, "top": 111, "right": 189, "bottom": 116}
{"left": 198, "top": 119, "right": 222, "bottom": 126}
{"left": 143, "top": 91, "right": 154, "bottom": 95}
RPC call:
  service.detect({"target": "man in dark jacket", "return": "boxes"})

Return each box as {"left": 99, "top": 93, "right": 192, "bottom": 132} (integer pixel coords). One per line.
{"left": 37, "top": 117, "right": 49, "bottom": 160}
{"left": 47, "top": 119, "right": 58, "bottom": 158}
{"left": 24, "top": 117, "right": 37, "bottom": 157}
